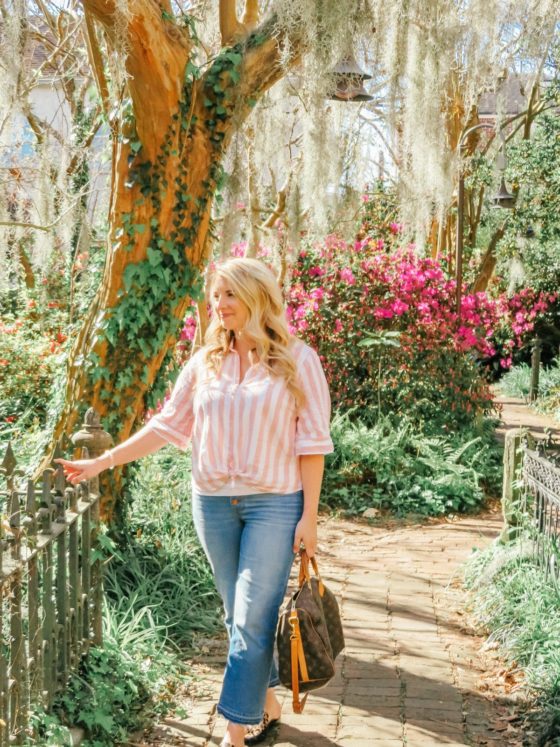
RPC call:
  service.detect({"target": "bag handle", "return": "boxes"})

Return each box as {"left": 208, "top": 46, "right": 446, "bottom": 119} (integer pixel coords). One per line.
{"left": 298, "top": 549, "right": 325, "bottom": 595}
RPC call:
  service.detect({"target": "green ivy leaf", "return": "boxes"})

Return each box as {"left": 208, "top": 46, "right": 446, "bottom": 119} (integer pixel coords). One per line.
{"left": 147, "top": 247, "right": 163, "bottom": 266}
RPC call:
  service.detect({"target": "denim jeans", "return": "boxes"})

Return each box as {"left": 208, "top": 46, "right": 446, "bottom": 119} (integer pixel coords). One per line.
{"left": 191, "top": 490, "right": 304, "bottom": 725}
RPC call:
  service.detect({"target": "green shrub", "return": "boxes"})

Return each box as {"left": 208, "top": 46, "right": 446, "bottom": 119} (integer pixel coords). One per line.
{"left": 323, "top": 411, "right": 502, "bottom": 516}
{"left": 0, "top": 315, "right": 62, "bottom": 434}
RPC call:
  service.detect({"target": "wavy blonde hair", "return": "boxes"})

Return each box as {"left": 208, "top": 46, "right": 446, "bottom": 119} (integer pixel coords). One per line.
{"left": 203, "top": 258, "right": 306, "bottom": 409}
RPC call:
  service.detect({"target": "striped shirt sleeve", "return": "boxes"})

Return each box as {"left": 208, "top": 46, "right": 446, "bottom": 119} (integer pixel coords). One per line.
{"left": 146, "top": 353, "right": 199, "bottom": 451}
{"left": 294, "top": 348, "right": 334, "bottom": 456}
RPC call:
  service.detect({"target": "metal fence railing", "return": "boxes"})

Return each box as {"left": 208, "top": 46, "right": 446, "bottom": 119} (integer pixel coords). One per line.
{"left": 522, "top": 445, "right": 560, "bottom": 573}
{"left": 0, "top": 408, "right": 111, "bottom": 745}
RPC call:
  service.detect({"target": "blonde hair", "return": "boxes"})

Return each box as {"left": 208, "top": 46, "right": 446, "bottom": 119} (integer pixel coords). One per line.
{"left": 203, "top": 258, "right": 306, "bottom": 409}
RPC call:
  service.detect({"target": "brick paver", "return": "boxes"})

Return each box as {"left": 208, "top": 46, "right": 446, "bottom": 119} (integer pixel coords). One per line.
{"left": 143, "top": 507, "right": 522, "bottom": 747}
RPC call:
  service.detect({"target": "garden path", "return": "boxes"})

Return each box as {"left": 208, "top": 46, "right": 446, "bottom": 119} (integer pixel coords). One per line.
{"left": 493, "top": 390, "right": 560, "bottom": 443}
{"left": 139, "top": 395, "right": 560, "bottom": 747}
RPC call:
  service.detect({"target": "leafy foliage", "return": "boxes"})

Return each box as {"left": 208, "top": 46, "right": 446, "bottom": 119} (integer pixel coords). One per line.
{"left": 24, "top": 446, "right": 221, "bottom": 746}
{"left": 26, "top": 592, "right": 187, "bottom": 746}
{"left": 0, "top": 305, "right": 67, "bottom": 436}
{"left": 323, "top": 411, "right": 502, "bottom": 516}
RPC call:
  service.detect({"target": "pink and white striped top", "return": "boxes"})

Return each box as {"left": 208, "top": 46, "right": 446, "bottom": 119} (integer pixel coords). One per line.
{"left": 146, "top": 338, "right": 334, "bottom": 496}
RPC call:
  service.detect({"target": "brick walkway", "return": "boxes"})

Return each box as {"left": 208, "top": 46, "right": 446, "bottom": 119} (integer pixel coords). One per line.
{"left": 145, "top": 508, "right": 518, "bottom": 747}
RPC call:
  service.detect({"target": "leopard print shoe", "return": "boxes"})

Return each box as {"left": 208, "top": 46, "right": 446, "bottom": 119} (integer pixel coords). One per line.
{"left": 244, "top": 712, "right": 281, "bottom": 745}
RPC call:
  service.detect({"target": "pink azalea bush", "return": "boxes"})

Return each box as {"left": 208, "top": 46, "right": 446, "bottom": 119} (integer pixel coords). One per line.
{"left": 284, "top": 236, "right": 555, "bottom": 428}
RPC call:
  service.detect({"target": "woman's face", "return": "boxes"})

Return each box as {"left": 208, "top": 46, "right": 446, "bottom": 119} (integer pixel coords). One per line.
{"left": 211, "top": 277, "right": 250, "bottom": 333}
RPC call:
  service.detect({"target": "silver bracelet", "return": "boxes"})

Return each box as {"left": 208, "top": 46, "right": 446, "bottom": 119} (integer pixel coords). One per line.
{"left": 103, "top": 450, "right": 115, "bottom": 470}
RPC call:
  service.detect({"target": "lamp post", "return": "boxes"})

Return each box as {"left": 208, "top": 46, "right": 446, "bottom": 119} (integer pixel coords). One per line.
{"left": 455, "top": 123, "right": 515, "bottom": 315}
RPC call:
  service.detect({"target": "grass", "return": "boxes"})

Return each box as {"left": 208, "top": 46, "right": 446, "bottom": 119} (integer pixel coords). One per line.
{"left": 464, "top": 534, "right": 560, "bottom": 743}
{"left": 105, "top": 445, "right": 221, "bottom": 646}
{"left": 498, "top": 358, "right": 560, "bottom": 422}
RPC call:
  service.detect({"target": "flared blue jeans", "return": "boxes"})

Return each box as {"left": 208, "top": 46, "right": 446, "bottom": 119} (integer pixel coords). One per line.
{"left": 191, "top": 490, "right": 303, "bottom": 725}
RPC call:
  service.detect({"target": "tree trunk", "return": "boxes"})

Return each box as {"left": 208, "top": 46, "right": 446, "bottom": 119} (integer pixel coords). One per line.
{"left": 469, "top": 224, "right": 506, "bottom": 293}
{"left": 39, "top": 3, "right": 300, "bottom": 521}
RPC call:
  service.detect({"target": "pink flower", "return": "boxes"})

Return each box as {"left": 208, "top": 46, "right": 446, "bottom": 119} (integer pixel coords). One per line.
{"left": 334, "top": 319, "right": 343, "bottom": 333}
{"left": 389, "top": 222, "right": 403, "bottom": 235}
{"left": 340, "top": 268, "right": 356, "bottom": 285}
{"left": 391, "top": 300, "right": 409, "bottom": 315}
{"left": 309, "top": 266, "right": 325, "bottom": 277}
{"left": 374, "top": 308, "right": 394, "bottom": 319}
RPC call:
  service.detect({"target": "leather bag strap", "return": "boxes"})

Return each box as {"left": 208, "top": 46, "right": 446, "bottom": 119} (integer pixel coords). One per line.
{"left": 289, "top": 608, "right": 309, "bottom": 714}
{"left": 298, "top": 550, "right": 325, "bottom": 595}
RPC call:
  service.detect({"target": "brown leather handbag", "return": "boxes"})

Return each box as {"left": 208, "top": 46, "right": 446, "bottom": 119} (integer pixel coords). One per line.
{"left": 276, "top": 550, "right": 344, "bottom": 713}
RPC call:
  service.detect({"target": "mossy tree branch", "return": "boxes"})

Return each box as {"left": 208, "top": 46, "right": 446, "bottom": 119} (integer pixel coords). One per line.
{"left": 83, "top": 9, "right": 111, "bottom": 121}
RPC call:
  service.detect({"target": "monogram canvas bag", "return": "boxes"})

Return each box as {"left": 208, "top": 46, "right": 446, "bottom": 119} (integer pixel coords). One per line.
{"left": 276, "top": 550, "right": 345, "bottom": 713}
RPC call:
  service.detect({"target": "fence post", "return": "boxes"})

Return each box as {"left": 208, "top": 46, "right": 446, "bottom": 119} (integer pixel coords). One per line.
{"left": 71, "top": 409, "right": 113, "bottom": 647}
{"left": 70, "top": 409, "right": 113, "bottom": 495}
{"left": 500, "top": 428, "right": 531, "bottom": 542}
{"left": 530, "top": 336, "right": 542, "bottom": 402}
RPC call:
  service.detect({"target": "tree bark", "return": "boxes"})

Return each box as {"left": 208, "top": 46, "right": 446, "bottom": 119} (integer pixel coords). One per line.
{"left": 469, "top": 223, "right": 506, "bottom": 294}
{"left": 41, "top": 4, "right": 302, "bottom": 521}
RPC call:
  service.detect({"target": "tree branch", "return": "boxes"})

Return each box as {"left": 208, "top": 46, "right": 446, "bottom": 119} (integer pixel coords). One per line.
{"left": 262, "top": 176, "right": 289, "bottom": 229}
{"left": 80, "top": 0, "right": 116, "bottom": 25}
{"left": 0, "top": 201, "right": 81, "bottom": 232}
{"left": 234, "top": 14, "right": 303, "bottom": 107}
{"left": 67, "top": 108, "right": 104, "bottom": 176}
{"left": 220, "top": 0, "right": 243, "bottom": 46}
{"left": 470, "top": 222, "right": 507, "bottom": 293}
{"left": 242, "top": 0, "right": 259, "bottom": 30}
{"left": 83, "top": 9, "right": 111, "bottom": 121}
{"left": 81, "top": 0, "right": 192, "bottom": 155}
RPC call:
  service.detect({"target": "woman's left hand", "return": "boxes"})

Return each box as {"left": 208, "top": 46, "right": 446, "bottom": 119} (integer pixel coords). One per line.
{"left": 293, "top": 514, "right": 317, "bottom": 557}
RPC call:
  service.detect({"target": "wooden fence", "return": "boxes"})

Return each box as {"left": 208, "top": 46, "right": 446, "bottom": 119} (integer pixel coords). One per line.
{"left": 0, "top": 409, "right": 112, "bottom": 745}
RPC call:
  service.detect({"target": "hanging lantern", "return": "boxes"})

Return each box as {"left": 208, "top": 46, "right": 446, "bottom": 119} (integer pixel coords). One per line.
{"left": 492, "top": 176, "right": 515, "bottom": 209}
{"left": 327, "top": 51, "right": 373, "bottom": 102}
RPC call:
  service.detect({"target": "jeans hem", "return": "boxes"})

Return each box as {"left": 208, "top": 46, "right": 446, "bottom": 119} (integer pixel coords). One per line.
{"left": 217, "top": 703, "right": 263, "bottom": 726}
{"left": 269, "top": 678, "right": 280, "bottom": 687}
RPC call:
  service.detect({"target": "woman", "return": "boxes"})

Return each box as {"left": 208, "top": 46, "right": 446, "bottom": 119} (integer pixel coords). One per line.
{"left": 57, "top": 257, "right": 334, "bottom": 747}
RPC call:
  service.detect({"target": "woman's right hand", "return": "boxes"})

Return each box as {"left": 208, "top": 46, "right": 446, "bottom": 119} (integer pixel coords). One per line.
{"left": 54, "top": 457, "right": 106, "bottom": 486}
